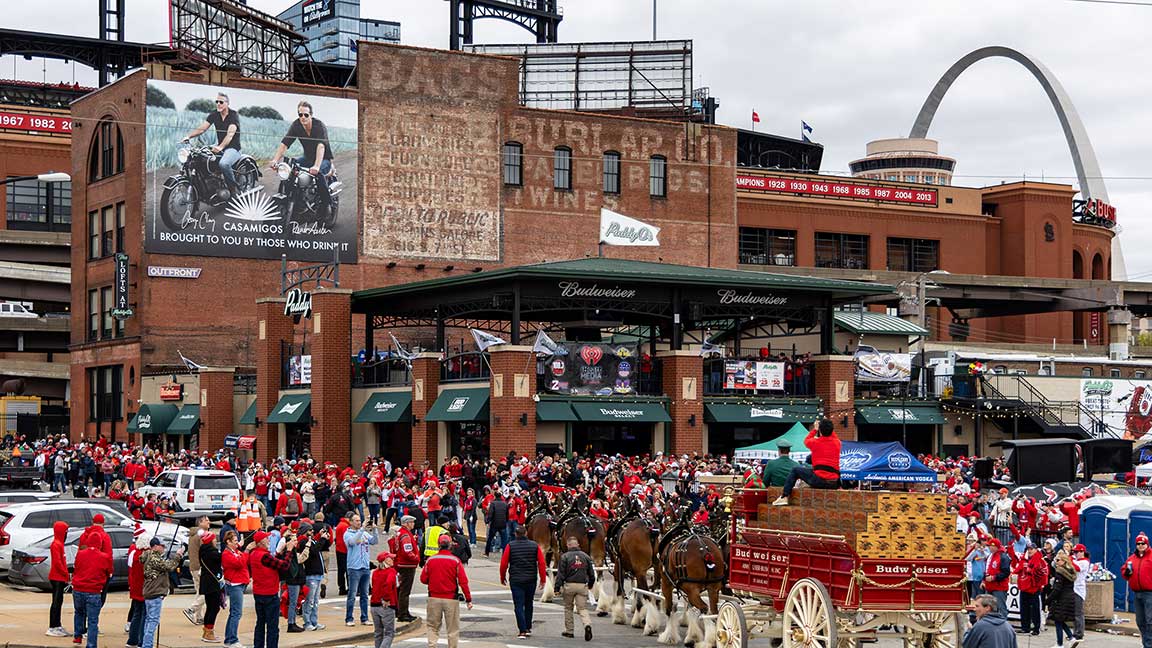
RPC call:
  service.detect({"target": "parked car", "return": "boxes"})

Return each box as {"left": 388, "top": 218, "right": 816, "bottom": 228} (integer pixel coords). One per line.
{"left": 0, "top": 501, "right": 188, "bottom": 572}
{"left": 0, "top": 490, "right": 60, "bottom": 504}
{"left": 0, "top": 301, "right": 37, "bottom": 318}
{"left": 137, "top": 469, "right": 242, "bottom": 519}
{"left": 9, "top": 526, "right": 183, "bottom": 591}
{"left": 0, "top": 466, "right": 42, "bottom": 489}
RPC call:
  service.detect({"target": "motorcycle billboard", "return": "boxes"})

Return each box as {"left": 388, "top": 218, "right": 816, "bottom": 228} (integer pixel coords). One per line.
{"left": 144, "top": 80, "right": 358, "bottom": 262}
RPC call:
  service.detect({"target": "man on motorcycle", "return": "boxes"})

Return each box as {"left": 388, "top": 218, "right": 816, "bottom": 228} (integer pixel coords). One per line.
{"left": 268, "top": 100, "right": 335, "bottom": 209}
{"left": 181, "top": 92, "right": 243, "bottom": 193}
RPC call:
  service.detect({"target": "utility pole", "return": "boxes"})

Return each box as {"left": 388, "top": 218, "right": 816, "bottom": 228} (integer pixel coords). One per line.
{"left": 653, "top": 0, "right": 657, "bottom": 40}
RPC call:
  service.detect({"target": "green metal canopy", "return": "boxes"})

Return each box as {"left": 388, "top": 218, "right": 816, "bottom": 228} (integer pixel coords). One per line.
{"left": 704, "top": 400, "right": 821, "bottom": 424}
{"left": 536, "top": 400, "right": 579, "bottom": 422}
{"left": 167, "top": 404, "right": 201, "bottom": 435}
{"left": 571, "top": 401, "right": 671, "bottom": 423}
{"left": 425, "top": 388, "right": 490, "bottom": 422}
{"left": 857, "top": 403, "right": 946, "bottom": 425}
{"left": 354, "top": 392, "right": 413, "bottom": 423}
{"left": 265, "top": 393, "right": 312, "bottom": 424}
{"left": 239, "top": 400, "right": 257, "bottom": 426}
{"left": 834, "top": 311, "right": 929, "bottom": 336}
{"left": 134, "top": 403, "right": 179, "bottom": 435}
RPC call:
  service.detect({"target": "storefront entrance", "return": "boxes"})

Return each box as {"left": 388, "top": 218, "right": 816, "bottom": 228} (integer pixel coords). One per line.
{"left": 285, "top": 423, "right": 312, "bottom": 459}
{"left": 707, "top": 423, "right": 794, "bottom": 459}
{"left": 377, "top": 423, "right": 412, "bottom": 466}
{"left": 571, "top": 422, "right": 653, "bottom": 457}
{"left": 450, "top": 422, "right": 490, "bottom": 461}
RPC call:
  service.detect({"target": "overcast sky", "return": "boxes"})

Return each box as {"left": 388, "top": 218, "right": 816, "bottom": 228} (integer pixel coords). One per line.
{"left": 7, "top": 0, "right": 1149, "bottom": 277}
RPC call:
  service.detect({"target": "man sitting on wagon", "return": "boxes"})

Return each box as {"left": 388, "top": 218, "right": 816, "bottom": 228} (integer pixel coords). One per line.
{"left": 772, "top": 418, "right": 841, "bottom": 506}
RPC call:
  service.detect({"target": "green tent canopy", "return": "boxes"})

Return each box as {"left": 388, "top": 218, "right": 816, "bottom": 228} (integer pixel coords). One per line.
{"left": 733, "top": 422, "right": 812, "bottom": 462}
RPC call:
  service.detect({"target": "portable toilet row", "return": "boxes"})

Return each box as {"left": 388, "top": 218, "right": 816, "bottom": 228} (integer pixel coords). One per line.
{"left": 1081, "top": 495, "right": 1152, "bottom": 611}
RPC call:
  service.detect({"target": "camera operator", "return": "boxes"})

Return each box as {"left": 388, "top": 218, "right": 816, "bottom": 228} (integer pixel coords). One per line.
{"left": 298, "top": 522, "right": 332, "bottom": 631}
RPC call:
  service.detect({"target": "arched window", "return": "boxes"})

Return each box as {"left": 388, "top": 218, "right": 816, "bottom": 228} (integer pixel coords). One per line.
{"left": 649, "top": 155, "right": 667, "bottom": 197}
{"left": 553, "top": 146, "right": 572, "bottom": 190}
{"left": 602, "top": 151, "right": 621, "bottom": 195}
{"left": 88, "top": 117, "right": 124, "bottom": 182}
{"left": 502, "top": 142, "right": 523, "bottom": 186}
{"left": 1072, "top": 250, "right": 1084, "bottom": 279}
{"left": 1091, "top": 252, "right": 1105, "bottom": 280}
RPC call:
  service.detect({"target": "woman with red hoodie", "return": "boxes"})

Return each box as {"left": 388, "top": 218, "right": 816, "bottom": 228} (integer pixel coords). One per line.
{"left": 46, "top": 521, "right": 70, "bottom": 637}
{"left": 126, "top": 526, "right": 148, "bottom": 648}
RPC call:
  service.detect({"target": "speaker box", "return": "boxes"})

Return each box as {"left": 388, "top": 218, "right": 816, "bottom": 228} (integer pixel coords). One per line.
{"left": 973, "top": 457, "right": 994, "bottom": 481}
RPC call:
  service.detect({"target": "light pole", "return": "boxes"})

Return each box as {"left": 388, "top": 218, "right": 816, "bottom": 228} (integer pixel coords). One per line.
{"left": 0, "top": 171, "right": 71, "bottom": 186}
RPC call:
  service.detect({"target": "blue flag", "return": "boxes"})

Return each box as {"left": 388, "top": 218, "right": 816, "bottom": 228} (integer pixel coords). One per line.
{"left": 801, "top": 120, "right": 813, "bottom": 143}
{"left": 350, "top": 38, "right": 358, "bottom": 53}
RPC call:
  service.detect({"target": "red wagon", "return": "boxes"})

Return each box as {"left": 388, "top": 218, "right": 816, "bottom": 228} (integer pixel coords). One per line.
{"left": 714, "top": 489, "right": 968, "bottom": 648}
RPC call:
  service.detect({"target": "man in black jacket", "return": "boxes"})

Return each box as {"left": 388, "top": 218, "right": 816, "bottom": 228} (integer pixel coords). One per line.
{"left": 555, "top": 537, "right": 595, "bottom": 641}
{"left": 485, "top": 494, "right": 510, "bottom": 557}
{"left": 324, "top": 483, "right": 354, "bottom": 522}
{"left": 298, "top": 522, "right": 332, "bottom": 631}
{"left": 500, "top": 527, "right": 546, "bottom": 639}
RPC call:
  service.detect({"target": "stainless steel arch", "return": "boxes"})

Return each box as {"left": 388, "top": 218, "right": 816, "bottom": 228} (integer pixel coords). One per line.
{"left": 909, "top": 46, "right": 1123, "bottom": 277}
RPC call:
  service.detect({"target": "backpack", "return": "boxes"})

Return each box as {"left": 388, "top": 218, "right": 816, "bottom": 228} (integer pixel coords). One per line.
{"left": 284, "top": 496, "right": 300, "bottom": 516}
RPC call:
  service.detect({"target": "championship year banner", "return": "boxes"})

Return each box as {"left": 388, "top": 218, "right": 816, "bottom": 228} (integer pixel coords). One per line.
{"left": 736, "top": 174, "right": 938, "bottom": 207}
{"left": 542, "top": 343, "right": 638, "bottom": 396}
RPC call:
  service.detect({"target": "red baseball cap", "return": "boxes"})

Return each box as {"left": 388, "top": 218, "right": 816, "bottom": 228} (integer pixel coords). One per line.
{"left": 253, "top": 530, "right": 270, "bottom": 544}
{"left": 1073, "top": 544, "right": 1087, "bottom": 553}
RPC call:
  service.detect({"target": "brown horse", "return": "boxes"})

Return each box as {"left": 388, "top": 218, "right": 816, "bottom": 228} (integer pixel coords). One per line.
{"left": 657, "top": 532, "right": 726, "bottom": 619}
{"left": 608, "top": 517, "right": 660, "bottom": 623}
{"left": 542, "top": 513, "right": 607, "bottom": 602}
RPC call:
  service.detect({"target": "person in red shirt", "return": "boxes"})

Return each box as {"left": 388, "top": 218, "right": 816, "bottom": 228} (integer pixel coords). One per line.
{"left": 221, "top": 530, "right": 251, "bottom": 648}
{"left": 391, "top": 515, "right": 421, "bottom": 622}
{"left": 334, "top": 513, "right": 351, "bottom": 596}
{"left": 1124, "top": 531, "right": 1152, "bottom": 646}
{"left": 276, "top": 483, "right": 304, "bottom": 522}
{"left": 248, "top": 529, "right": 295, "bottom": 648}
{"left": 370, "top": 551, "right": 399, "bottom": 648}
{"left": 125, "top": 525, "right": 148, "bottom": 648}
{"left": 46, "top": 521, "right": 70, "bottom": 637}
{"left": 1014, "top": 544, "right": 1049, "bottom": 634}
{"left": 1061, "top": 497, "right": 1082, "bottom": 540}
{"left": 773, "top": 419, "right": 841, "bottom": 506}
{"left": 421, "top": 535, "right": 472, "bottom": 648}
{"left": 72, "top": 541, "right": 114, "bottom": 648}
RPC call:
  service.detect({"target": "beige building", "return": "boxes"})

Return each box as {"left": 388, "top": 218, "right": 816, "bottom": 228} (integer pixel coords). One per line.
{"left": 849, "top": 138, "right": 956, "bottom": 186}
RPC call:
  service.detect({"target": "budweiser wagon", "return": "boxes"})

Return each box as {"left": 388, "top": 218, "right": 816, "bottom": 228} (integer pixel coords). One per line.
{"left": 714, "top": 487, "right": 968, "bottom": 648}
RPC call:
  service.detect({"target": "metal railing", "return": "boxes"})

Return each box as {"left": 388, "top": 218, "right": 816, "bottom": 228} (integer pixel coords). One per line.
{"left": 441, "top": 352, "right": 490, "bottom": 383}
{"left": 702, "top": 357, "right": 814, "bottom": 396}
{"left": 978, "top": 374, "right": 1113, "bottom": 437}
{"left": 353, "top": 358, "right": 412, "bottom": 388}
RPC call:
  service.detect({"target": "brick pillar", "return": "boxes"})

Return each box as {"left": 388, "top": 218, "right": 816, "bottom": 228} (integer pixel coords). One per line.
{"left": 311, "top": 288, "right": 352, "bottom": 466}
{"left": 410, "top": 353, "right": 442, "bottom": 466}
{"left": 255, "top": 297, "right": 292, "bottom": 465}
{"left": 488, "top": 345, "right": 535, "bottom": 462}
{"left": 658, "top": 350, "right": 704, "bottom": 455}
{"left": 198, "top": 367, "right": 235, "bottom": 453}
{"left": 812, "top": 355, "right": 857, "bottom": 441}
{"left": 69, "top": 362, "right": 87, "bottom": 443}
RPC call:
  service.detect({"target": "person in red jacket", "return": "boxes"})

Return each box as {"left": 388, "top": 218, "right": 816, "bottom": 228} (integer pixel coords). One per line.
{"left": 1013, "top": 544, "right": 1049, "bottom": 635}
{"left": 276, "top": 483, "right": 304, "bottom": 522}
{"left": 72, "top": 541, "right": 114, "bottom": 648}
{"left": 1123, "top": 532, "right": 1152, "bottom": 647}
{"left": 221, "top": 530, "right": 251, "bottom": 648}
{"left": 421, "top": 535, "right": 472, "bottom": 648}
{"left": 45, "top": 521, "right": 70, "bottom": 637}
{"left": 773, "top": 419, "right": 841, "bottom": 506}
{"left": 248, "top": 529, "right": 295, "bottom": 648}
{"left": 983, "top": 538, "right": 1012, "bottom": 614}
{"left": 79, "top": 513, "right": 114, "bottom": 605}
{"left": 334, "top": 513, "right": 351, "bottom": 596}
{"left": 125, "top": 525, "right": 148, "bottom": 648}
{"left": 370, "top": 551, "right": 399, "bottom": 648}
{"left": 391, "top": 515, "right": 421, "bottom": 622}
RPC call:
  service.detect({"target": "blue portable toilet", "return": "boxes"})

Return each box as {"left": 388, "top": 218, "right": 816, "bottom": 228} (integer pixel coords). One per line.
{"left": 1080, "top": 496, "right": 1143, "bottom": 566}
{"left": 1119, "top": 502, "right": 1152, "bottom": 611}
{"left": 1106, "top": 506, "right": 1141, "bottom": 611}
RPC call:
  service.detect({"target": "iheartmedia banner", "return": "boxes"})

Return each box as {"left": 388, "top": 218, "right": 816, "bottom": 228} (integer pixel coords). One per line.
{"left": 542, "top": 343, "right": 638, "bottom": 396}
{"left": 736, "top": 174, "right": 938, "bottom": 207}
{"left": 0, "top": 111, "right": 72, "bottom": 134}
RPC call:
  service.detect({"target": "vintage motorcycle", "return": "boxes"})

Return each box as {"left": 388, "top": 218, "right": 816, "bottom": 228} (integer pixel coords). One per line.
{"left": 159, "top": 139, "right": 261, "bottom": 231}
{"left": 273, "top": 158, "right": 343, "bottom": 230}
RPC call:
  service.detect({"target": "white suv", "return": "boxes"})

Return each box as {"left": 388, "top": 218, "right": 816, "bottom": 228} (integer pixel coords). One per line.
{"left": 0, "top": 500, "right": 188, "bottom": 572}
{"left": 137, "top": 469, "right": 242, "bottom": 518}
{"left": 0, "top": 301, "right": 37, "bottom": 318}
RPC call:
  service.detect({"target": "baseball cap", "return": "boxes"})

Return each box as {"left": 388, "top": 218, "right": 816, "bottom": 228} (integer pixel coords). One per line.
{"left": 1073, "top": 544, "right": 1087, "bottom": 553}
{"left": 201, "top": 532, "right": 216, "bottom": 544}
{"left": 376, "top": 551, "right": 396, "bottom": 562}
{"left": 149, "top": 537, "right": 163, "bottom": 547}
{"left": 401, "top": 515, "right": 416, "bottom": 523}
{"left": 253, "top": 530, "right": 270, "bottom": 544}
{"left": 438, "top": 535, "right": 452, "bottom": 548}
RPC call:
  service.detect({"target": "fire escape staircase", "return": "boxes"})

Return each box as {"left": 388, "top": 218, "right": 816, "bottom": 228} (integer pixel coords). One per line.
{"left": 948, "top": 374, "right": 1109, "bottom": 439}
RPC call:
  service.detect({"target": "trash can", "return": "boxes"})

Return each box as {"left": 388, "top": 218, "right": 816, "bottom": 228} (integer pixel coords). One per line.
{"left": 1084, "top": 580, "right": 1115, "bottom": 622}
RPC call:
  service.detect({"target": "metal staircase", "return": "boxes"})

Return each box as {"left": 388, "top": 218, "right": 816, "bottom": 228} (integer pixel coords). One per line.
{"left": 950, "top": 374, "right": 1111, "bottom": 439}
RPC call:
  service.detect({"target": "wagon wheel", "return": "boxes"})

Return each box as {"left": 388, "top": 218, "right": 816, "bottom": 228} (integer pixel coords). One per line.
{"left": 904, "top": 612, "right": 963, "bottom": 648}
{"left": 716, "top": 600, "right": 748, "bottom": 648}
{"left": 783, "top": 578, "right": 837, "bottom": 648}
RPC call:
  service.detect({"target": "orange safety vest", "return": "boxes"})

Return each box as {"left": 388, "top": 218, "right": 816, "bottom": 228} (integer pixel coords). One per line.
{"left": 237, "top": 500, "right": 261, "bottom": 532}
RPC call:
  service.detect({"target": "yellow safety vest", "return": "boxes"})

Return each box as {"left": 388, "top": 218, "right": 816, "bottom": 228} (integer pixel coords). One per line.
{"left": 424, "top": 525, "right": 446, "bottom": 556}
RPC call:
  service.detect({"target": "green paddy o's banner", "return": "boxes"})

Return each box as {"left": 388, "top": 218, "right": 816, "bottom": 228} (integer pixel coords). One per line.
{"left": 542, "top": 343, "right": 638, "bottom": 396}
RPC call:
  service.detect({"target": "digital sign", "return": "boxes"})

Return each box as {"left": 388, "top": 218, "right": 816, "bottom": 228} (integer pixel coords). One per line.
{"left": 737, "top": 175, "right": 938, "bottom": 207}
{"left": 0, "top": 111, "right": 72, "bottom": 134}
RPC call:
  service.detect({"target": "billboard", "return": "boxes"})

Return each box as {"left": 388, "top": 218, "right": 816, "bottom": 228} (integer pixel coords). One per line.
{"left": 854, "top": 347, "right": 912, "bottom": 382}
{"left": 722, "top": 361, "right": 784, "bottom": 391}
{"left": 1080, "top": 378, "right": 1152, "bottom": 439}
{"left": 541, "top": 343, "right": 638, "bottom": 396}
{"left": 144, "top": 80, "right": 358, "bottom": 262}
{"left": 301, "top": 0, "right": 336, "bottom": 26}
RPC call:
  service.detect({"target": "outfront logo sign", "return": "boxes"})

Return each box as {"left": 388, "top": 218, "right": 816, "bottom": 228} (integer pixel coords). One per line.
{"left": 447, "top": 397, "right": 469, "bottom": 413}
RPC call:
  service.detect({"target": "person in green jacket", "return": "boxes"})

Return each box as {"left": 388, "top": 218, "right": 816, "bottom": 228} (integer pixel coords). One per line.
{"left": 762, "top": 440, "right": 800, "bottom": 487}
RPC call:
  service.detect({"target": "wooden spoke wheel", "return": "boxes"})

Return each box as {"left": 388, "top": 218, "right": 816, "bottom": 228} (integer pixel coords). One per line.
{"left": 783, "top": 578, "right": 838, "bottom": 648}
{"left": 905, "top": 612, "right": 963, "bottom": 648}
{"left": 716, "top": 600, "right": 748, "bottom": 648}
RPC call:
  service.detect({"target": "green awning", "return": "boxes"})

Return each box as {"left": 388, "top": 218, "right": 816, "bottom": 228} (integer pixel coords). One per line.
{"left": 571, "top": 401, "right": 671, "bottom": 423}
{"left": 857, "top": 403, "right": 945, "bottom": 425}
{"left": 834, "top": 311, "right": 929, "bottom": 336}
{"left": 537, "top": 401, "right": 579, "bottom": 422}
{"left": 239, "top": 400, "right": 257, "bottom": 425}
{"left": 704, "top": 401, "right": 821, "bottom": 424}
{"left": 425, "top": 388, "right": 490, "bottom": 422}
{"left": 167, "top": 405, "right": 201, "bottom": 435}
{"left": 265, "top": 393, "right": 312, "bottom": 424}
{"left": 134, "top": 403, "right": 179, "bottom": 435}
{"left": 127, "top": 413, "right": 139, "bottom": 432}
{"left": 355, "top": 392, "right": 413, "bottom": 423}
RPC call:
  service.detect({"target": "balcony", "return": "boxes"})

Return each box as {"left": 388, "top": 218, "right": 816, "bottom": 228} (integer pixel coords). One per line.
{"left": 353, "top": 357, "right": 412, "bottom": 388}
{"left": 441, "top": 352, "right": 491, "bottom": 383}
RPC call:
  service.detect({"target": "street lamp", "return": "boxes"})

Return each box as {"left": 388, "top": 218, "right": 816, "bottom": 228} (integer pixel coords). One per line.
{"left": 0, "top": 171, "right": 71, "bottom": 186}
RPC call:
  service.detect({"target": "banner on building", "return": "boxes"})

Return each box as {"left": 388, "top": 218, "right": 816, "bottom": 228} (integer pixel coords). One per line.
{"left": 1079, "top": 378, "right": 1152, "bottom": 439}
{"left": 112, "top": 253, "right": 133, "bottom": 320}
{"left": 144, "top": 79, "right": 358, "bottom": 263}
{"left": 854, "top": 347, "right": 912, "bottom": 382}
{"left": 722, "top": 361, "right": 785, "bottom": 391}
{"left": 288, "top": 355, "right": 312, "bottom": 386}
{"left": 542, "top": 343, "right": 638, "bottom": 396}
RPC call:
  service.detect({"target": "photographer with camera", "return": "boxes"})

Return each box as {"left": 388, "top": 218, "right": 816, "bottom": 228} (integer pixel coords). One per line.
{"left": 298, "top": 521, "right": 332, "bottom": 631}
{"left": 344, "top": 513, "right": 378, "bottom": 627}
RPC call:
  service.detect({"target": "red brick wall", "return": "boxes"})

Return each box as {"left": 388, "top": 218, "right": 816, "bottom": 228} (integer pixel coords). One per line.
{"left": 254, "top": 298, "right": 292, "bottom": 464}
{"left": 488, "top": 346, "right": 535, "bottom": 461}
{"left": 311, "top": 289, "right": 352, "bottom": 466}
{"left": 812, "top": 355, "right": 857, "bottom": 441}
{"left": 658, "top": 351, "right": 704, "bottom": 455}
{"left": 198, "top": 368, "right": 235, "bottom": 452}
{"left": 409, "top": 353, "right": 441, "bottom": 466}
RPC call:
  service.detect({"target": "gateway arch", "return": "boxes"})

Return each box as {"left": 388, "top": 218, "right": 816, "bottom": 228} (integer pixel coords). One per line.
{"left": 908, "top": 46, "right": 1124, "bottom": 278}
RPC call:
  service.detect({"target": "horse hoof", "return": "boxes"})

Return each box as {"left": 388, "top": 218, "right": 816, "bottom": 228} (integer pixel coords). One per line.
{"left": 685, "top": 641, "right": 696, "bottom": 648}
{"left": 597, "top": 611, "right": 609, "bottom": 617}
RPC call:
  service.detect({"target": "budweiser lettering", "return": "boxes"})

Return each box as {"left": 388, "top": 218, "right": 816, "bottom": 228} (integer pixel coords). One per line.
{"left": 717, "top": 289, "right": 788, "bottom": 305}
{"left": 558, "top": 281, "right": 637, "bottom": 299}
{"left": 872, "top": 564, "right": 950, "bottom": 575}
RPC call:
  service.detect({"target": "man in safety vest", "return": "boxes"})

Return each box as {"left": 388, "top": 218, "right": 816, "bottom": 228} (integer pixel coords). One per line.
{"left": 237, "top": 491, "right": 263, "bottom": 539}
{"left": 424, "top": 516, "right": 452, "bottom": 563}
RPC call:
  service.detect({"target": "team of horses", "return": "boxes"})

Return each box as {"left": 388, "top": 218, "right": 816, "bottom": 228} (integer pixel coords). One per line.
{"left": 523, "top": 489, "right": 729, "bottom": 647}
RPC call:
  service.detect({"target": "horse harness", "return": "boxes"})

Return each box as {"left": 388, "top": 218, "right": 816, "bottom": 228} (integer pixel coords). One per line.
{"left": 662, "top": 529, "right": 724, "bottom": 587}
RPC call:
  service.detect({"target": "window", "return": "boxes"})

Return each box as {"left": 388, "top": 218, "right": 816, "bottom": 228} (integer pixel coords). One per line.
{"left": 603, "top": 151, "right": 621, "bottom": 194}
{"left": 738, "top": 227, "right": 796, "bottom": 266}
{"left": 649, "top": 155, "right": 667, "bottom": 197}
{"left": 905, "top": 174, "right": 917, "bottom": 183}
{"left": 108, "top": 529, "right": 133, "bottom": 549}
{"left": 887, "top": 238, "right": 940, "bottom": 272}
{"left": 553, "top": 147, "right": 572, "bottom": 190}
{"left": 1110, "top": 369, "right": 1122, "bottom": 378}
{"left": 88, "top": 210, "right": 100, "bottom": 260}
{"left": 88, "top": 118, "right": 124, "bottom": 182}
{"left": 55, "top": 509, "right": 91, "bottom": 528}
{"left": 23, "top": 511, "right": 54, "bottom": 529}
{"left": 1082, "top": 368, "right": 1093, "bottom": 377}
{"left": 87, "top": 289, "right": 99, "bottom": 341}
{"left": 502, "top": 142, "right": 523, "bottom": 186}
{"left": 116, "top": 203, "right": 125, "bottom": 253}
{"left": 5, "top": 178, "right": 71, "bottom": 232}
{"left": 87, "top": 365, "right": 123, "bottom": 422}
{"left": 993, "top": 365, "right": 1008, "bottom": 374}
{"left": 101, "top": 206, "right": 115, "bottom": 257}
{"left": 101, "top": 286, "right": 113, "bottom": 339}
{"left": 887, "top": 174, "right": 898, "bottom": 181}
{"left": 154, "top": 473, "right": 178, "bottom": 488}
{"left": 1137, "top": 371, "right": 1147, "bottom": 379}
{"left": 815, "top": 233, "right": 869, "bottom": 269}
{"left": 924, "top": 176, "right": 935, "bottom": 185}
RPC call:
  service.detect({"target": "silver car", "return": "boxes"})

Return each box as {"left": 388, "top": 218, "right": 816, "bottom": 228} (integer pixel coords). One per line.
{"left": 8, "top": 527, "right": 184, "bottom": 591}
